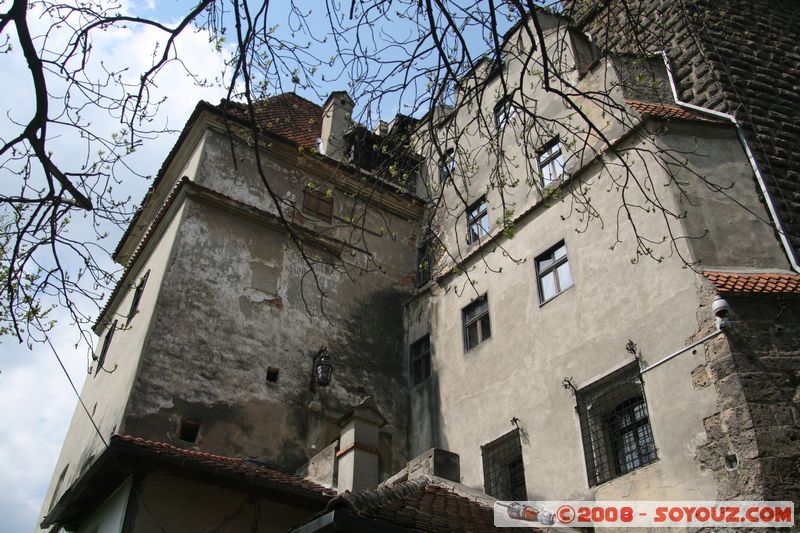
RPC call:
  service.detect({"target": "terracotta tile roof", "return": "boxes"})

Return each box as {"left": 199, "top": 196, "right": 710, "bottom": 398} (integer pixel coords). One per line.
{"left": 220, "top": 93, "right": 323, "bottom": 149}
{"left": 626, "top": 99, "right": 705, "bottom": 121}
{"left": 325, "top": 478, "right": 540, "bottom": 532}
{"left": 111, "top": 434, "right": 336, "bottom": 497}
{"left": 703, "top": 271, "right": 800, "bottom": 294}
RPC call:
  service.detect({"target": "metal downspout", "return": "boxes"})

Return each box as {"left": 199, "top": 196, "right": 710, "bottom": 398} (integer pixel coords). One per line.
{"left": 661, "top": 51, "right": 800, "bottom": 273}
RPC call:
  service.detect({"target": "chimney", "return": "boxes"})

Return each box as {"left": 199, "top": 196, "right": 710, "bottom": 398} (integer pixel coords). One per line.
{"left": 335, "top": 397, "right": 386, "bottom": 492}
{"left": 374, "top": 120, "right": 389, "bottom": 136}
{"left": 321, "top": 91, "right": 354, "bottom": 161}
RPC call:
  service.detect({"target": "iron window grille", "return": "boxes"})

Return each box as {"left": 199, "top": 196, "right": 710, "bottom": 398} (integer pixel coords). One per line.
{"left": 482, "top": 429, "right": 527, "bottom": 500}
{"left": 494, "top": 96, "right": 515, "bottom": 129}
{"left": 576, "top": 363, "right": 658, "bottom": 486}
{"left": 462, "top": 295, "right": 491, "bottom": 350}
{"left": 95, "top": 320, "right": 117, "bottom": 374}
{"left": 416, "top": 242, "right": 432, "bottom": 287}
{"left": 438, "top": 147, "right": 456, "bottom": 182}
{"left": 409, "top": 335, "right": 431, "bottom": 386}
{"left": 303, "top": 188, "right": 334, "bottom": 222}
{"left": 537, "top": 138, "right": 565, "bottom": 188}
{"left": 126, "top": 270, "right": 150, "bottom": 325}
{"left": 535, "top": 241, "right": 573, "bottom": 303}
{"left": 466, "top": 197, "right": 489, "bottom": 245}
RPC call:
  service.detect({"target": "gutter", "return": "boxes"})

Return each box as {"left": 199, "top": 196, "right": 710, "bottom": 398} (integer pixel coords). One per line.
{"left": 661, "top": 51, "right": 800, "bottom": 273}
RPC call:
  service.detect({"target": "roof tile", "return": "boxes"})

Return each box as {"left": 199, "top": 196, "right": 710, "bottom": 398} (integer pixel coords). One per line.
{"left": 220, "top": 93, "right": 322, "bottom": 149}
{"left": 626, "top": 99, "right": 707, "bottom": 121}
{"left": 327, "top": 478, "right": 540, "bottom": 532}
{"left": 112, "top": 434, "right": 336, "bottom": 497}
{"left": 703, "top": 271, "right": 800, "bottom": 294}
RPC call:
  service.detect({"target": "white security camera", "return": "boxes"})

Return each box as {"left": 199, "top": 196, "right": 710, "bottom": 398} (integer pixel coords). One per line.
{"left": 712, "top": 295, "right": 730, "bottom": 318}
{"left": 712, "top": 295, "right": 731, "bottom": 330}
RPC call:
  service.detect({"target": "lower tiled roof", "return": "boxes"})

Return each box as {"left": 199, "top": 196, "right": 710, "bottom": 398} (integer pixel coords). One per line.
{"left": 112, "top": 434, "right": 336, "bottom": 497}
{"left": 703, "top": 271, "right": 800, "bottom": 294}
{"left": 626, "top": 99, "right": 706, "bottom": 121}
{"left": 326, "top": 477, "right": 539, "bottom": 532}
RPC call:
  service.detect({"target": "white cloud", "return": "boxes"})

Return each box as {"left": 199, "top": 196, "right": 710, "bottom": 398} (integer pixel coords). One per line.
{"left": 0, "top": 5, "right": 228, "bottom": 531}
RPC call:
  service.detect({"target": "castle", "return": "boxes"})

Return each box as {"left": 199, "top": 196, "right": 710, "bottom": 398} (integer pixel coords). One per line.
{"left": 37, "top": 2, "right": 799, "bottom": 531}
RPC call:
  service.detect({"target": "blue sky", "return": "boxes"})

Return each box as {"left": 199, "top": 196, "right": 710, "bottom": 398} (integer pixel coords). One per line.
{"left": 0, "top": 1, "right": 229, "bottom": 529}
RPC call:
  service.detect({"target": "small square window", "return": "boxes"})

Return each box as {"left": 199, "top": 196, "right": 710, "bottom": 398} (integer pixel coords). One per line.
{"left": 466, "top": 197, "right": 489, "bottom": 245}
{"left": 482, "top": 429, "right": 527, "bottom": 500}
{"left": 493, "top": 96, "right": 515, "bottom": 129}
{"left": 303, "top": 188, "right": 334, "bottom": 222}
{"left": 126, "top": 270, "right": 150, "bottom": 325}
{"left": 438, "top": 148, "right": 456, "bottom": 182}
{"left": 576, "top": 363, "right": 658, "bottom": 486}
{"left": 462, "top": 295, "right": 491, "bottom": 351}
{"left": 535, "top": 241, "right": 572, "bottom": 303}
{"left": 409, "top": 335, "right": 431, "bottom": 386}
{"left": 416, "top": 242, "right": 432, "bottom": 287}
{"left": 179, "top": 418, "right": 202, "bottom": 443}
{"left": 266, "top": 367, "right": 280, "bottom": 382}
{"left": 94, "top": 320, "right": 117, "bottom": 375}
{"left": 537, "top": 138, "right": 565, "bottom": 188}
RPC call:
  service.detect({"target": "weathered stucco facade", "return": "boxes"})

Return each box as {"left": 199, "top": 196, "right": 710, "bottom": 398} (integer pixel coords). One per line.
{"left": 38, "top": 3, "right": 799, "bottom": 532}
{"left": 405, "top": 13, "right": 793, "bottom": 506}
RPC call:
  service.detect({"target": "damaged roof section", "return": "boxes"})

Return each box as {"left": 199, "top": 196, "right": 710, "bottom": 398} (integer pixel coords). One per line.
{"left": 292, "top": 477, "right": 541, "bottom": 533}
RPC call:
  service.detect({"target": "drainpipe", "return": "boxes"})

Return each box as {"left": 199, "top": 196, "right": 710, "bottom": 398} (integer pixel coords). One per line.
{"left": 661, "top": 51, "right": 800, "bottom": 273}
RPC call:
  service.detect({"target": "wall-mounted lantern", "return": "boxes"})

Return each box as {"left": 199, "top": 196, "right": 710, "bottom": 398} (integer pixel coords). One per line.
{"left": 310, "top": 346, "right": 333, "bottom": 391}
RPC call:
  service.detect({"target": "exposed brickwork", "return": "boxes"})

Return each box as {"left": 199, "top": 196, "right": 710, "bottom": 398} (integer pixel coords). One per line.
{"left": 565, "top": 0, "right": 800, "bottom": 259}
{"left": 691, "top": 286, "right": 800, "bottom": 511}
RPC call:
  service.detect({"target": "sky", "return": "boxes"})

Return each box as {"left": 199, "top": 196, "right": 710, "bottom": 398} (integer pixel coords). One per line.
{"left": 0, "top": 1, "right": 229, "bottom": 530}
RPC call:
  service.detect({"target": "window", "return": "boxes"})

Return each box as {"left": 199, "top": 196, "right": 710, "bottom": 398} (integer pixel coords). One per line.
{"left": 409, "top": 335, "right": 431, "bottom": 386}
{"left": 416, "top": 241, "right": 431, "bottom": 287}
{"left": 537, "top": 138, "right": 565, "bottom": 187}
{"left": 438, "top": 148, "right": 456, "bottom": 182}
{"left": 482, "top": 429, "right": 527, "bottom": 500}
{"left": 466, "top": 197, "right": 489, "bottom": 245}
{"left": 95, "top": 320, "right": 117, "bottom": 374}
{"left": 179, "top": 418, "right": 202, "bottom": 443}
{"left": 303, "top": 188, "right": 334, "bottom": 222}
{"left": 49, "top": 464, "right": 69, "bottom": 511}
{"left": 576, "top": 364, "right": 658, "bottom": 486}
{"left": 126, "top": 270, "right": 150, "bottom": 325}
{"left": 535, "top": 241, "right": 572, "bottom": 303}
{"left": 493, "top": 96, "right": 515, "bottom": 129}
{"left": 462, "top": 295, "right": 491, "bottom": 350}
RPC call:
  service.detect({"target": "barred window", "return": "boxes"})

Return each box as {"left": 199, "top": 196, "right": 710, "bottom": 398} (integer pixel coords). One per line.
{"left": 303, "top": 188, "right": 334, "bottom": 222}
{"left": 482, "top": 429, "right": 527, "bottom": 500}
{"left": 537, "top": 138, "right": 565, "bottom": 187}
{"left": 462, "top": 295, "right": 490, "bottom": 351}
{"left": 466, "top": 197, "right": 489, "bottom": 245}
{"left": 409, "top": 335, "right": 431, "bottom": 386}
{"left": 576, "top": 363, "right": 658, "bottom": 486}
